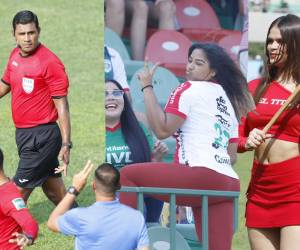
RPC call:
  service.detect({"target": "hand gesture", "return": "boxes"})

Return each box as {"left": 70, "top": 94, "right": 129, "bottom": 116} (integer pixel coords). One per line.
{"left": 152, "top": 140, "right": 169, "bottom": 162}
{"left": 72, "top": 160, "right": 94, "bottom": 192}
{"left": 137, "top": 60, "right": 160, "bottom": 89}
{"left": 55, "top": 146, "right": 70, "bottom": 176}
{"left": 245, "top": 128, "right": 273, "bottom": 150}
{"left": 9, "top": 232, "right": 33, "bottom": 249}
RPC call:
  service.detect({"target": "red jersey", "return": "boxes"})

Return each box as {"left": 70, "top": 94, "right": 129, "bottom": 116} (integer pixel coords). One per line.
{"left": 0, "top": 181, "right": 38, "bottom": 249}
{"left": 1, "top": 44, "right": 69, "bottom": 128}
{"left": 238, "top": 79, "right": 300, "bottom": 151}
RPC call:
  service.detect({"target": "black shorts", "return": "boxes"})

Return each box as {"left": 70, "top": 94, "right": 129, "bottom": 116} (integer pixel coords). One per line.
{"left": 13, "top": 123, "right": 62, "bottom": 188}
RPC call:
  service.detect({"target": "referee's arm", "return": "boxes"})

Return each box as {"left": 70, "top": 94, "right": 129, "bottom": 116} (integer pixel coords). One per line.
{"left": 53, "top": 96, "right": 71, "bottom": 176}
{"left": 0, "top": 80, "right": 11, "bottom": 98}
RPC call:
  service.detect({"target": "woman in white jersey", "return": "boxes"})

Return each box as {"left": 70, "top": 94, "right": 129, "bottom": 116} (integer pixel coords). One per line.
{"left": 120, "top": 43, "right": 254, "bottom": 250}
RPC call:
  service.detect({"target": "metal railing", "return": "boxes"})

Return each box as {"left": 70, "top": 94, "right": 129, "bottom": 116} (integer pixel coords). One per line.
{"left": 120, "top": 186, "right": 239, "bottom": 250}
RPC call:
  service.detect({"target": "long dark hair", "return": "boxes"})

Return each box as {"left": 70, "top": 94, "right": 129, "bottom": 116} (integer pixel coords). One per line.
{"left": 254, "top": 14, "right": 300, "bottom": 104}
{"left": 188, "top": 43, "right": 254, "bottom": 121}
{"left": 105, "top": 79, "right": 151, "bottom": 163}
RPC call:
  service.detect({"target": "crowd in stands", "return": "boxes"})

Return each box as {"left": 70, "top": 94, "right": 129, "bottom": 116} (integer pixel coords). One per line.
{"left": 104, "top": 0, "right": 248, "bottom": 227}
{"left": 104, "top": 0, "right": 250, "bottom": 248}
{"left": 105, "top": 0, "right": 246, "bottom": 61}
{"left": 250, "top": 0, "right": 291, "bottom": 13}
{"left": 105, "top": 0, "right": 177, "bottom": 60}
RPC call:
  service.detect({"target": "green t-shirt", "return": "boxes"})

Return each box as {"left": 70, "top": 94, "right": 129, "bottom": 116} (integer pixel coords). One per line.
{"left": 106, "top": 123, "right": 153, "bottom": 170}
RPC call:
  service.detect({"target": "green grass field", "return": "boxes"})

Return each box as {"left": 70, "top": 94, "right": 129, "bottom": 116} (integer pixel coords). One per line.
{"left": 0, "top": 1, "right": 253, "bottom": 249}
{"left": 0, "top": 1, "right": 104, "bottom": 249}
{"left": 233, "top": 153, "right": 253, "bottom": 250}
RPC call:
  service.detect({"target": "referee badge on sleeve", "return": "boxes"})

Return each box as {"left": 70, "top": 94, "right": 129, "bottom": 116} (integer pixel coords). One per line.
{"left": 12, "top": 198, "right": 26, "bottom": 210}
{"left": 22, "top": 77, "right": 34, "bottom": 94}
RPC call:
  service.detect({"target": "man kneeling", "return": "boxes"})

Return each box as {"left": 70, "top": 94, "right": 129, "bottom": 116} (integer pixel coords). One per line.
{"left": 47, "top": 161, "right": 149, "bottom": 250}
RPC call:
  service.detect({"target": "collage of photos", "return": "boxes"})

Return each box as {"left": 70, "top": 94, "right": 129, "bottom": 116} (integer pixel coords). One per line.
{"left": 1, "top": 0, "right": 300, "bottom": 249}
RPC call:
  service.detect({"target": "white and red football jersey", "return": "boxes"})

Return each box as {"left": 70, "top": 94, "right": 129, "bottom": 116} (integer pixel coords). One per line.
{"left": 165, "top": 80, "right": 239, "bottom": 179}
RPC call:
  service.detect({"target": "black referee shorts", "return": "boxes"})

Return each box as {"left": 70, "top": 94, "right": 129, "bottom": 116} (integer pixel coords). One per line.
{"left": 13, "top": 122, "right": 62, "bottom": 188}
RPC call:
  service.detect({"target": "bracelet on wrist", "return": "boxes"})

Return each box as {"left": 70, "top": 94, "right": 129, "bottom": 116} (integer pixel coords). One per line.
{"left": 141, "top": 84, "right": 153, "bottom": 92}
{"left": 62, "top": 141, "right": 73, "bottom": 149}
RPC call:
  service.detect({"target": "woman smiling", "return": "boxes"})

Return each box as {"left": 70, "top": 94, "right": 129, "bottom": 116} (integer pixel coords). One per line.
{"left": 105, "top": 79, "right": 168, "bottom": 223}
{"left": 238, "top": 14, "right": 300, "bottom": 250}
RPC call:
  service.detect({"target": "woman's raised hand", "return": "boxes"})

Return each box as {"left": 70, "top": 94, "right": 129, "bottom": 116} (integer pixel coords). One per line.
{"left": 137, "top": 60, "right": 160, "bottom": 89}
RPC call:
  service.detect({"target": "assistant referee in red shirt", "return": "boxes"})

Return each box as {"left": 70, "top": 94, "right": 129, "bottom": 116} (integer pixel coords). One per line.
{"left": 0, "top": 10, "right": 72, "bottom": 205}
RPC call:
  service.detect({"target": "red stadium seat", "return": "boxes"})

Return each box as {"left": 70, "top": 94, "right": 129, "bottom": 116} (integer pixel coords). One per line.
{"left": 145, "top": 30, "right": 192, "bottom": 78}
{"left": 218, "top": 32, "right": 242, "bottom": 63}
{"left": 175, "top": 0, "right": 239, "bottom": 43}
{"left": 183, "top": 28, "right": 241, "bottom": 43}
{"left": 176, "top": 0, "right": 221, "bottom": 29}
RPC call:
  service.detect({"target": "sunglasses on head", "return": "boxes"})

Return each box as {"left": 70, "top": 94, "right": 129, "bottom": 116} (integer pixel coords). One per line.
{"left": 105, "top": 90, "right": 124, "bottom": 98}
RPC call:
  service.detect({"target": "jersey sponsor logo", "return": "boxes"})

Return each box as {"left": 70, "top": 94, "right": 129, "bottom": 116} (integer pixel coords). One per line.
{"left": 22, "top": 77, "right": 34, "bottom": 94}
{"left": 18, "top": 178, "right": 29, "bottom": 183}
{"left": 106, "top": 145, "right": 129, "bottom": 151}
{"left": 214, "top": 154, "right": 231, "bottom": 165}
{"left": 175, "top": 128, "right": 188, "bottom": 165}
{"left": 215, "top": 114, "right": 230, "bottom": 128}
{"left": 104, "top": 59, "right": 112, "bottom": 73}
{"left": 259, "top": 97, "right": 300, "bottom": 109}
{"left": 216, "top": 96, "right": 229, "bottom": 116}
{"left": 212, "top": 123, "right": 230, "bottom": 149}
{"left": 12, "top": 198, "right": 26, "bottom": 210}
{"left": 106, "top": 152, "right": 132, "bottom": 164}
{"left": 167, "top": 82, "right": 191, "bottom": 106}
{"left": 259, "top": 98, "right": 286, "bottom": 105}
{"left": 12, "top": 61, "right": 18, "bottom": 67}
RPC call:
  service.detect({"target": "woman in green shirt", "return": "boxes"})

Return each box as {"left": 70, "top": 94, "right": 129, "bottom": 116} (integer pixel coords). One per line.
{"left": 105, "top": 79, "right": 168, "bottom": 222}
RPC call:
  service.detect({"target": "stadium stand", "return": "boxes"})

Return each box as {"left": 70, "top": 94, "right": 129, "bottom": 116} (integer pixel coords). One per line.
{"left": 120, "top": 186, "right": 240, "bottom": 250}
{"left": 218, "top": 32, "right": 242, "bottom": 63}
{"left": 176, "top": 0, "right": 241, "bottom": 43}
{"left": 176, "top": 0, "right": 221, "bottom": 30}
{"left": 148, "top": 226, "right": 191, "bottom": 250}
{"left": 104, "top": 27, "right": 144, "bottom": 82}
{"left": 130, "top": 66, "right": 179, "bottom": 162}
{"left": 144, "top": 30, "right": 192, "bottom": 78}
{"left": 104, "top": 27, "right": 130, "bottom": 60}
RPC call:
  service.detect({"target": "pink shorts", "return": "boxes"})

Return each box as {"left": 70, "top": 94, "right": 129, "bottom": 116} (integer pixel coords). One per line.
{"left": 246, "top": 156, "right": 300, "bottom": 228}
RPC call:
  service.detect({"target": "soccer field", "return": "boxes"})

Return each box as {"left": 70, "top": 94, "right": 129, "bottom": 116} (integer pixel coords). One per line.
{"left": 0, "top": 1, "right": 104, "bottom": 249}
{"left": 0, "top": 1, "right": 253, "bottom": 249}
{"left": 233, "top": 153, "right": 253, "bottom": 250}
